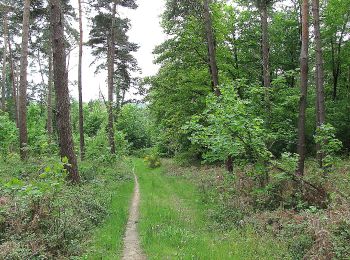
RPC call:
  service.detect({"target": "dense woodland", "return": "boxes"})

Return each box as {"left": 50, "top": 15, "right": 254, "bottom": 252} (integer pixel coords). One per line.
{"left": 0, "top": 0, "right": 350, "bottom": 259}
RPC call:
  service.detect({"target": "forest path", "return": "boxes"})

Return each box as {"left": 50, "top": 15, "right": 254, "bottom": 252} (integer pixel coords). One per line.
{"left": 134, "top": 158, "right": 287, "bottom": 259}
{"left": 121, "top": 171, "right": 146, "bottom": 260}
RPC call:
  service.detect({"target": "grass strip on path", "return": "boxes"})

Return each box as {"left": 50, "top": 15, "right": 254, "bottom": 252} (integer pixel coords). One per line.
{"left": 81, "top": 174, "right": 134, "bottom": 260}
{"left": 134, "top": 158, "right": 290, "bottom": 260}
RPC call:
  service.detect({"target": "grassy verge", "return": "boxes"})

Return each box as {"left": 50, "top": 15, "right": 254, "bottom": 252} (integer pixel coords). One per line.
{"left": 135, "top": 158, "right": 290, "bottom": 259}
{"left": 81, "top": 180, "right": 134, "bottom": 260}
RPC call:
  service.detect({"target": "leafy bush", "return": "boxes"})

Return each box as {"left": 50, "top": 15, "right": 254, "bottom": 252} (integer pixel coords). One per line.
{"left": 314, "top": 123, "right": 342, "bottom": 171}
{"left": 0, "top": 113, "right": 18, "bottom": 160}
{"left": 85, "top": 127, "right": 129, "bottom": 162}
{"left": 116, "top": 104, "right": 153, "bottom": 150}
{"left": 184, "top": 84, "right": 271, "bottom": 165}
{"left": 84, "top": 102, "right": 107, "bottom": 137}
{"left": 144, "top": 148, "right": 161, "bottom": 168}
{"left": 27, "top": 104, "right": 50, "bottom": 155}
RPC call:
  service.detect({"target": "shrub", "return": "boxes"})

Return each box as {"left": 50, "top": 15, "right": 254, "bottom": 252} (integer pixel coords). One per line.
{"left": 0, "top": 157, "right": 132, "bottom": 258}
{"left": 144, "top": 149, "right": 161, "bottom": 168}
{"left": 314, "top": 123, "right": 342, "bottom": 171}
{"left": 0, "top": 113, "right": 18, "bottom": 160}
{"left": 184, "top": 84, "right": 271, "bottom": 166}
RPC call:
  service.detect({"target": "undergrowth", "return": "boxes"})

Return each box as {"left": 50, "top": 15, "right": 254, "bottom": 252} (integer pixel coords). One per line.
{"left": 0, "top": 155, "right": 133, "bottom": 259}
{"left": 162, "top": 158, "right": 350, "bottom": 259}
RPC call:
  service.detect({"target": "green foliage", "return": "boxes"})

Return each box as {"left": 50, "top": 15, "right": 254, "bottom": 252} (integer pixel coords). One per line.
{"left": 27, "top": 104, "right": 51, "bottom": 155}
{"left": 0, "top": 113, "right": 18, "bottom": 160}
{"left": 144, "top": 148, "right": 161, "bottom": 169}
{"left": 0, "top": 156, "right": 133, "bottom": 259}
{"left": 2, "top": 159, "right": 67, "bottom": 198}
{"left": 85, "top": 126, "right": 129, "bottom": 162}
{"left": 333, "top": 221, "right": 350, "bottom": 259}
{"left": 315, "top": 123, "right": 343, "bottom": 169}
{"left": 184, "top": 84, "right": 271, "bottom": 165}
{"left": 84, "top": 101, "right": 107, "bottom": 137}
{"left": 116, "top": 104, "right": 153, "bottom": 150}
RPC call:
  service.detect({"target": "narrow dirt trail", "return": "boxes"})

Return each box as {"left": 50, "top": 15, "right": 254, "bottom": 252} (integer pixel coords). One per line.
{"left": 121, "top": 172, "right": 146, "bottom": 260}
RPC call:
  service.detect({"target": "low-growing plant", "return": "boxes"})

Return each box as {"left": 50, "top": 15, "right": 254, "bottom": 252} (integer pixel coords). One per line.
{"left": 314, "top": 123, "right": 342, "bottom": 172}
{"left": 144, "top": 148, "right": 161, "bottom": 168}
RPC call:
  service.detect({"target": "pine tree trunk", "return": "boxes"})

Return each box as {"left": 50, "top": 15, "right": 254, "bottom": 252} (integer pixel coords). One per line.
{"left": 47, "top": 52, "right": 53, "bottom": 142}
{"left": 50, "top": 0, "right": 80, "bottom": 183}
{"left": 203, "top": 0, "right": 220, "bottom": 96}
{"left": 78, "top": 0, "right": 85, "bottom": 160}
{"left": 296, "top": 0, "right": 309, "bottom": 176}
{"left": 19, "top": 0, "right": 31, "bottom": 160}
{"left": 1, "top": 14, "right": 8, "bottom": 112}
{"left": 107, "top": 1, "right": 117, "bottom": 155}
{"left": 8, "top": 38, "right": 18, "bottom": 127}
{"left": 312, "top": 0, "right": 326, "bottom": 167}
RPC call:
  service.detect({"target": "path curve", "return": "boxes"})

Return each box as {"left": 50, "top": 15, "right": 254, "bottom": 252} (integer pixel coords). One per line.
{"left": 121, "top": 172, "right": 146, "bottom": 260}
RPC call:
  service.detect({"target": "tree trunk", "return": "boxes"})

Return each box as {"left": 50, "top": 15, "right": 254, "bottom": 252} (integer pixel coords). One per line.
{"left": 203, "top": 0, "right": 234, "bottom": 172}
{"left": 2, "top": 14, "right": 8, "bottom": 112}
{"left": 78, "top": 0, "right": 85, "bottom": 160}
{"left": 47, "top": 52, "right": 53, "bottom": 142}
{"left": 260, "top": 0, "right": 271, "bottom": 89}
{"left": 331, "top": 12, "right": 349, "bottom": 101}
{"left": 312, "top": 0, "right": 326, "bottom": 167}
{"left": 203, "top": 0, "right": 220, "bottom": 96}
{"left": 50, "top": 0, "right": 80, "bottom": 183}
{"left": 8, "top": 38, "right": 18, "bottom": 127}
{"left": 107, "top": 0, "right": 117, "bottom": 155}
{"left": 18, "top": 0, "right": 31, "bottom": 160}
{"left": 296, "top": 0, "right": 309, "bottom": 176}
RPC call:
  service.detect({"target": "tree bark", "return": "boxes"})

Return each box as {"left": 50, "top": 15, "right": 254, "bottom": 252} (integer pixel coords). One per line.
{"left": 1, "top": 14, "right": 8, "bottom": 111}
{"left": 78, "top": 0, "right": 85, "bottom": 160}
{"left": 8, "top": 38, "right": 18, "bottom": 127}
{"left": 18, "top": 0, "right": 31, "bottom": 160}
{"left": 107, "top": 0, "right": 117, "bottom": 155}
{"left": 50, "top": 0, "right": 80, "bottom": 183}
{"left": 296, "top": 0, "right": 309, "bottom": 176}
{"left": 312, "top": 0, "right": 326, "bottom": 167}
{"left": 260, "top": 0, "right": 271, "bottom": 89}
{"left": 47, "top": 51, "right": 53, "bottom": 142}
{"left": 203, "top": 0, "right": 220, "bottom": 96}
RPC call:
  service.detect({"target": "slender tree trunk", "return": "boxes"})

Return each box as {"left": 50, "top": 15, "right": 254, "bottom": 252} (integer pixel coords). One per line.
{"left": 2, "top": 14, "right": 8, "bottom": 111}
{"left": 203, "top": 0, "right": 220, "bottom": 96}
{"left": 203, "top": 0, "right": 235, "bottom": 172}
{"left": 259, "top": 0, "right": 272, "bottom": 128}
{"left": 78, "top": 0, "right": 85, "bottom": 160}
{"left": 260, "top": 0, "right": 271, "bottom": 89}
{"left": 107, "top": 0, "right": 117, "bottom": 154}
{"left": 8, "top": 38, "right": 18, "bottom": 127}
{"left": 47, "top": 52, "right": 53, "bottom": 142}
{"left": 36, "top": 49, "right": 46, "bottom": 109}
{"left": 312, "top": 0, "right": 326, "bottom": 167}
{"left": 19, "top": 0, "right": 31, "bottom": 160}
{"left": 296, "top": 0, "right": 309, "bottom": 176}
{"left": 331, "top": 12, "right": 349, "bottom": 101}
{"left": 50, "top": 0, "right": 80, "bottom": 183}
